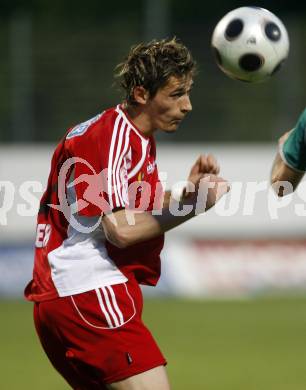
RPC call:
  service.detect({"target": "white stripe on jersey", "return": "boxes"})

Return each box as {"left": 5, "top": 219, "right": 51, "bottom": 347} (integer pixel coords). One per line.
{"left": 112, "top": 119, "right": 127, "bottom": 206}
{"left": 107, "top": 114, "right": 124, "bottom": 209}
{"left": 108, "top": 111, "right": 149, "bottom": 207}
{"left": 115, "top": 126, "right": 131, "bottom": 205}
{"left": 116, "top": 105, "right": 148, "bottom": 142}
{"left": 128, "top": 137, "right": 148, "bottom": 179}
{"left": 115, "top": 105, "right": 150, "bottom": 180}
{"left": 106, "top": 285, "right": 124, "bottom": 325}
{"left": 112, "top": 121, "right": 132, "bottom": 206}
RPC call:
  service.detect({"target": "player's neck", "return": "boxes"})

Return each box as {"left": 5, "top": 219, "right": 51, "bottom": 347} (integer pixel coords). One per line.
{"left": 123, "top": 103, "right": 156, "bottom": 137}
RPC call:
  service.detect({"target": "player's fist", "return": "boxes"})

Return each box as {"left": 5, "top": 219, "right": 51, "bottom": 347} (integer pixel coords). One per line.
{"left": 184, "top": 155, "right": 221, "bottom": 200}
{"left": 191, "top": 173, "right": 230, "bottom": 213}
{"left": 188, "top": 154, "right": 220, "bottom": 180}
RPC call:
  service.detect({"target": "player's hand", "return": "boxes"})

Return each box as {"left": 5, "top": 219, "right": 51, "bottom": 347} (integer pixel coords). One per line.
{"left": 188, "top": 154, "right": 220, "bottom": 178}
{"left": 191, "top": 173, "right": 230, "bottom": 212}
{"left": 184, "top": 154, "right": 220, "bottom": 199}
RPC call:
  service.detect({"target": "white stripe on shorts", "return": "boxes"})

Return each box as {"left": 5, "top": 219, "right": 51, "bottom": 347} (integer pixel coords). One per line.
{"left": 95, "top": 288, "right": 114, "bottom": 328}
{"left": 106, "top": 285, "right": 124, "bottom": 325}
{"left": 101, "top": 286, "right": 120, "bottom": 328}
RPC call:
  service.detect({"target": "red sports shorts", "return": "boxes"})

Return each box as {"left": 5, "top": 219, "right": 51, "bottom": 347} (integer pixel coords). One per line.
{"left": 33, "top": 277, "right": 166, "bottom": 389}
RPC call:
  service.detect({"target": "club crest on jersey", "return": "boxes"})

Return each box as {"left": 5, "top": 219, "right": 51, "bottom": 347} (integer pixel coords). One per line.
{"left": 66, "top": 113, "right": 103, "bottom": 139}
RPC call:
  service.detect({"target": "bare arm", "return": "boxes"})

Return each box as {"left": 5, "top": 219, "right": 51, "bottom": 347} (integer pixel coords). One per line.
{"left": 103, "top": 154, "right": 227, "bottom": 248}
{"left": 102, "top": 174, "right": 229, "bottom": 248}
{"left": 161, "top": 191, "right": 172, "bottom": 209}
{"left": 271, "top": 131, "right": 305, "bottom": 196}
{"left": 271, "top": 152, "right": 304, "bottom": 191}
{"left": 102, "top": 203, "right": 191, "bottom": 249}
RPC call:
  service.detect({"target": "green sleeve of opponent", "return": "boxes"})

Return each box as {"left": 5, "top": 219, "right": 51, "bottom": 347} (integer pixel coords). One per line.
{"left": 282, "top": 108, "right": 306, "bottom": 171}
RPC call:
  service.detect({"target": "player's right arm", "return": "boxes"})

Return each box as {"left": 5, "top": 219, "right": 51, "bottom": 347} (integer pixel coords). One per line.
{"left": 271, "top": 108, "right": 306, "bottom": 196}
{"left": 102, "top": 172, "right": 229, "bottom": 249}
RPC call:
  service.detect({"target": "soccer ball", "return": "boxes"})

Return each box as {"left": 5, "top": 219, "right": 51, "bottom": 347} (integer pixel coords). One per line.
{"left": 211, "top": 7, "right": 290, "bottom": 82}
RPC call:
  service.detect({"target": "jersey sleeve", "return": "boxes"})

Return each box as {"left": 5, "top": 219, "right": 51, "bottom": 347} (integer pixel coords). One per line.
{"left": 281, "top": 108, "right": 306, "bottom": 172}
{"left": 66, "top": 115, "right": 129, "bottom": 217}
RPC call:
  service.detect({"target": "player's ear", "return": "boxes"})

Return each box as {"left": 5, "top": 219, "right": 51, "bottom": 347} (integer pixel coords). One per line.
{"left": 133, "top": 86, "right": 150, "bottom": 105}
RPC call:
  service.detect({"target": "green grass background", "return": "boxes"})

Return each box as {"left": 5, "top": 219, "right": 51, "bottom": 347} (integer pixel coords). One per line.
{"left": 2, "top": 297, "right": 306, "bottom": 389}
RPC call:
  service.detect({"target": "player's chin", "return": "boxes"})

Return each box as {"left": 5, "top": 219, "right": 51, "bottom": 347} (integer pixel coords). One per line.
{"left": 163, "top": 122, "right": 180, "bottom": 133}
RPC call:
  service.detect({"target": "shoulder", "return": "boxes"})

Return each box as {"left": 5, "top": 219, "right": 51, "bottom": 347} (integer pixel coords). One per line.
{"left": 66, "top": 106, "right": 119, "bottom": 141}
{"left": 64, "top": 107, "right": 126, "bottom": 157}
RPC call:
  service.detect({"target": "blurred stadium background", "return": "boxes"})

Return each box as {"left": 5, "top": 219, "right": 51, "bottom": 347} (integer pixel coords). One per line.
{"left": 1, "top": 0, "right": 306, "bottom": 389}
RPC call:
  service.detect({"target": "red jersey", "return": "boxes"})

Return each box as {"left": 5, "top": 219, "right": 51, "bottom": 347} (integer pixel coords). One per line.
{"left": 25, "top": 105, "right": 165, "bottom": 302}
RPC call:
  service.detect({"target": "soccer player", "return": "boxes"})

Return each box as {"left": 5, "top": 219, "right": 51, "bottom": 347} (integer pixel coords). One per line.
{"left": 25, "top": 38, "right": 229, "bottom": 390}
{"left": 271, "top": 108, "right": 306, "bottom": 195}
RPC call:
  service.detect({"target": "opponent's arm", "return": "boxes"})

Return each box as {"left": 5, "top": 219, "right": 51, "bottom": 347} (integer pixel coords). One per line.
{"left": 271, "top": 151, "right": 304, "bottom": 195}
{"left": 271, "top": 130, "right": 305, "bottom": 196}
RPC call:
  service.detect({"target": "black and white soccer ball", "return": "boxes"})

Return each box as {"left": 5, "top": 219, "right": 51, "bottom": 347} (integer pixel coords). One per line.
{"left": 211, "top": 7, "right": 290, "bottom": 82}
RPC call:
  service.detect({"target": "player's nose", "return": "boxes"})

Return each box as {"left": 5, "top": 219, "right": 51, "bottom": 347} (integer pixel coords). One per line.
{"left": 181, "top": 96, "right": 192, "bottom": 114}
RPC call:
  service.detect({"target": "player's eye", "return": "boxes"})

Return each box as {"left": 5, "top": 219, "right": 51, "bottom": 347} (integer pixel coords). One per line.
{"left": 171, "top": 92, "right": 184, "bottom": 97}
{"left": 171, "top": 89, "right": 189, "bottom": 98}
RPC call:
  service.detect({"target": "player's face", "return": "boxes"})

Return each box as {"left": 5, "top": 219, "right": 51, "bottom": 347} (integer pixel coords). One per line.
{"left": 147, "top": 75, "right": 193, "bottom": 133}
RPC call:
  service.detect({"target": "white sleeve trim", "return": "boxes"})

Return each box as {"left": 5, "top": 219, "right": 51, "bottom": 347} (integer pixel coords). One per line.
{"left": 279, "top": 143, "right": 306, "bottom": 173}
